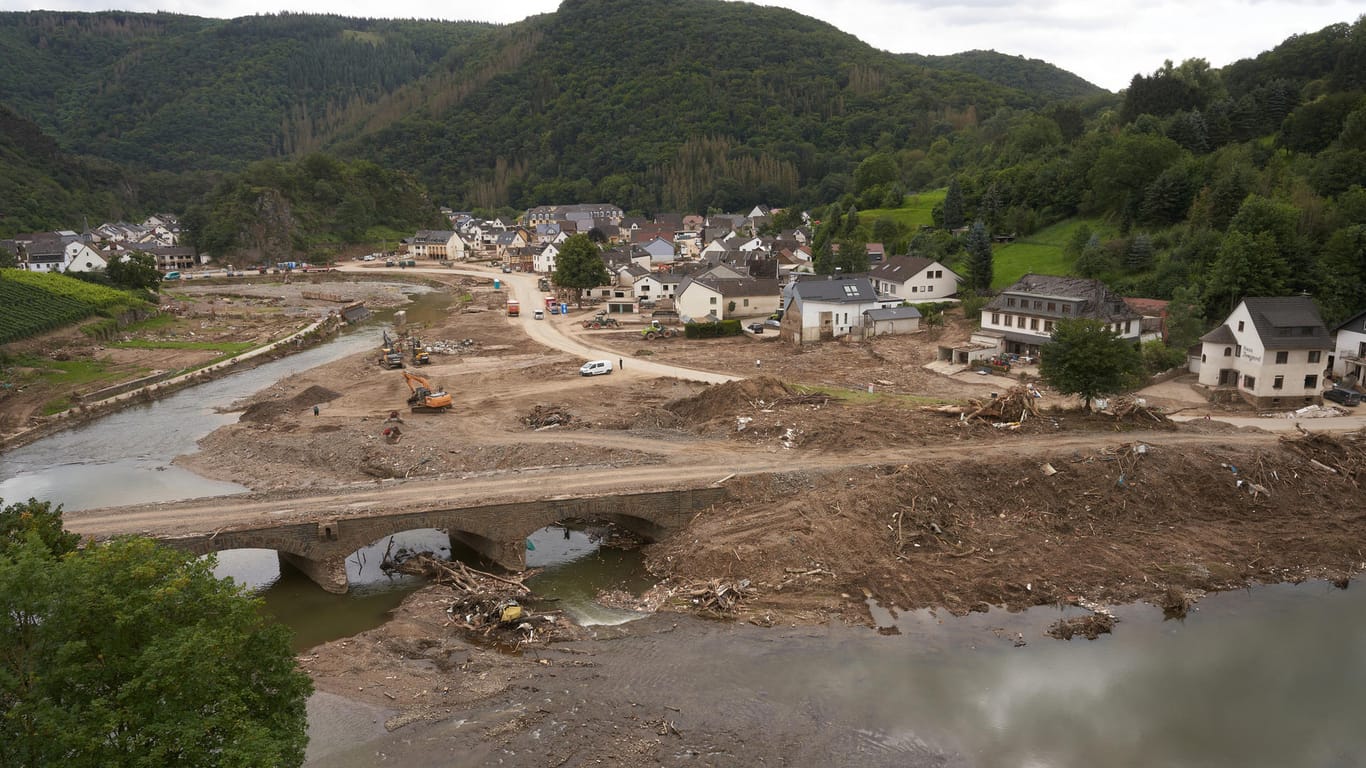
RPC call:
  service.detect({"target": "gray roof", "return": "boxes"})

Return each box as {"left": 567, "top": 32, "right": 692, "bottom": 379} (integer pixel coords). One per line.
{"left": 1332, "top": 308, "right": 1366, "bottom": 335}
{"left": 1200, "top": 324, "right": 1238, "bottom": 344}
{"left": 864, "top": 306, "right": 923, "bottom": 321}
{"left": 1241, "top": 296, "right": 1332, "bottom": 350}
{"left": 868, "top": 255, "right": 957, "bottom": 284}
{"left": 790, "top": 276, "right": 880, "bottom": 304}
{"left": 984, "top": 274, "right": 1139, "bottom": 322}
{"left": 678, "top": 274, "right": 778, "bottom": 299}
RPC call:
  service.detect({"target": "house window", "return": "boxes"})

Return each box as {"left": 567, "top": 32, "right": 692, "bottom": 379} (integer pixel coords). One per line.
{"left": 743, "top": 299, "right": 749, "bottom": 307}
{"left": 911, "top": 286, "right": 918, "bottom": 293}
{"left": 1238, "top": 321, "right": 1244, "bottom": 331}
{"left": 1273, "top": 351, "right": 1288, "bottom": 364}
{"left": 1242, "top": 375, "right": 1256, "bottom": 389}
{"left": 1017, "top": 316, "right": 1026, "bottom": 328}
{"left": 1224, "top": 347, "right": 1232, "bottom": 357}
{"left": 1030, "top": 318, "right": 1039, "bottom": 330}
{"left": 1047, "top": 302, "right": 1056, "bottom": 312}
{"left": 1044, "top": 320, "right": 1053, "bottom": 332}
{"left": 1273, "top": 375, "right": 1284, "bottom": 389}
{"left": 1308, "top": 351, "right": 1322, "bottom": 364}
{"left": 1305, "top": 374, "right": 1318, "bottom": 388}
{"left": 1061, "top": 305, "right": 1071, "bottom": 314}
{"left": 1034, "top": 301, "right": 1042, "bottom": 310}
{"left": 1125, "top": 320, "right": 1133, "bottom": 334}
{"left": 710, "top": 297, "right": 717, "bottom": 305}
{"left": 992, "top": 313, "right": 1000, "bottom": 325}
{"left": 1235, "top": 345, "right": 1242, "bottom": 357}
{"left": 1007, "top": 298, "right": 1016, "bottom": 307}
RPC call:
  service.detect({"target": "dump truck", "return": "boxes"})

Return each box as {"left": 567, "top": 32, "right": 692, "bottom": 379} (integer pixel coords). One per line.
{"left": 507, "top": 298, "right": 520, "bottom": 317}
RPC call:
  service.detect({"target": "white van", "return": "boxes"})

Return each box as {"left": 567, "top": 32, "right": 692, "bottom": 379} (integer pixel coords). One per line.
{"left": 579, "top": 360, "right": 613, "bottom": 376}
{"left": 533, "top": 309, "right": 545, "bottom": 320}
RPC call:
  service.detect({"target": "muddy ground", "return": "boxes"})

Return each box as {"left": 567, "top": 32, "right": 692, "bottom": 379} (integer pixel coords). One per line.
{"left": 13, "top": 273, "right": 1366, "bottom": 766}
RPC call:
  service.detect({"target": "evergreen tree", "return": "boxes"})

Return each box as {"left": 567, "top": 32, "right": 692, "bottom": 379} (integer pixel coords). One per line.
{"left": 1127, "top": 233, "right": 1155, "bottom": 272}
{"left": 941, "top": 177, "right": 966, "bottom": 230}
{"left": 1203, "top": 231, "right": 1289, "bottom": 316}
{"left": 964, "top": 220, "right": 993, "bottom": 292}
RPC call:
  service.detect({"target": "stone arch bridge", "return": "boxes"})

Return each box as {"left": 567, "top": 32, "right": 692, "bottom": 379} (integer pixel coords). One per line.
{"left": 163, "top": 486, "right": 728, "bottom": 593}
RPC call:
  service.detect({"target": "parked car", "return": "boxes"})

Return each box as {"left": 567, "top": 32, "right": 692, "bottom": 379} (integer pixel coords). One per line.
{"left": 501, "top": 265, "right": 513, "bottom": 273}
{"left": 1323, "top": 388, "right": 1361, "bottom": 407}
{"left": 579, "top": 360, "right": 613, "bottom": 376}
{"left": 764, "top": 318, "right": 781, "bottom": 328}
{"left": 747, "top": 322, "right": 765, "bottom": 334}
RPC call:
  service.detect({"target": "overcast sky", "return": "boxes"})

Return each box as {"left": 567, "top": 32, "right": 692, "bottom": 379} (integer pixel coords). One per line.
{"left": 4, "top": 0, "right": 1362, "bottom": 91}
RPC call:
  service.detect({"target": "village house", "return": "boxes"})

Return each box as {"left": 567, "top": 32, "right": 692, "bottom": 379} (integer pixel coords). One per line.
{"left": 408, "top": 230, "right": 468, "bottom": 261}
{"left": 494, "top": 230, "right": 530, "bottom": 267}
{"left": 862, "top": 305, "right": 923, "bottom": 337}
{"left": 1330, "top": 308, "right": 1366, "bottom": 387}
{"left": 979, "top": 274, "right": 1142, "bottom": 357}
{"left": 780, "top": 275, "right": 900, "bottom": 345}
{"left": 1195, "top": 296, "right": 1333, "bottom": 408}
{"left": 867, "top": 256, "right": 962, "bottom": 301}
{"left": 634, "top": 270, "right": 682, "bottom": 305}
{"left": 533, "top": 242, "right": 562, "bottom": 275}
{"left": 675, "top": 274, "right": 779, "bottom": 323}
{"left": 63, "top": 241, "right": 107, "bottom": 272}
{"left": 525, "top": 204, "right": 623, "bottom": 232}
{"left": 638, "top": 236, "right": 676, "bottom": 265}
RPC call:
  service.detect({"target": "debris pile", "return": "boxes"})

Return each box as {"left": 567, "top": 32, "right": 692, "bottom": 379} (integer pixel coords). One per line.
{"left": 664, "top": 376, "right": 796, "bottom": 421}
{"left": 1046, "top": 613, "right": 1115, "bottom": 640}
{"left": 679, "top": 578, "right": 755, "bottom": 615}
{"left": 919, "top": 384, "right": 1042, "bottom": 424}
{"left": 392, "top": 555, "right": 574, "bottom": 646}
{"left": 1100, "top": 395, "right": 1171, "bottom": 424}
{"left": 523, "top": 404, "right": 574, "bottom": 429}
{"left": 426, "top": 338, "right": 481, "bottom": 355}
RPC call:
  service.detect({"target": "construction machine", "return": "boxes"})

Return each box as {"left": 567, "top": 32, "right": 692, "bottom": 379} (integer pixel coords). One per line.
{"left": 378, "top": 330, "right": 405, "bottom": 369}
{"left": 641, "top": 320, "right": 678, "bottom": 340}
{"left": 401, "top": 370, "right": 453, "bottom": 413}
{"left": 409, "top": 336, "right": 432, "bottom": 365}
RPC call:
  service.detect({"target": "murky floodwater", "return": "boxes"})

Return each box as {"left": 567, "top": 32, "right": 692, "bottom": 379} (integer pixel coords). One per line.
{"left": 0, "top": 287, "right": 453, "bottom": 509}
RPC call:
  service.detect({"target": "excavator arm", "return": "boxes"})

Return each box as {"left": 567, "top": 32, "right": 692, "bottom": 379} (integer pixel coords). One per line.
{"left": 400, "top": 370, "right": 452, "bottom": 412}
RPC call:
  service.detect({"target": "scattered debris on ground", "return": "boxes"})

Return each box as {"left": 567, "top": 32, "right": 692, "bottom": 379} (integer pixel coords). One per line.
{"left": 523, "top": 404, "right": 575, "bottom": 429}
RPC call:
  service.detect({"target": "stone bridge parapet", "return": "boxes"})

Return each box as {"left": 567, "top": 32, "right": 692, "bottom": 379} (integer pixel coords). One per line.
{"left": 163, "top": 486, "right": 728, "bottom": 593}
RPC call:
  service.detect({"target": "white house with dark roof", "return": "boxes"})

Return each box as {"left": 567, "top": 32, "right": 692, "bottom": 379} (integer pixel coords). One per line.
{"left": 634, "top": 271, "right": 682, "bottom": 303}
{"left": 675, "top": 274, "right": 779, "bottom": 322}
{"left": 1196, "top": 296, "right": 1333, "bottom": 408}
{"left": 1330, "top": 308, "right": 1366, "bottom": 386}
{"left": 980, "top": 274, "right": 1142, "bottom": 356}
{"left": 781, "top": 275, "right": 900, "bottom": 345}
{"left": 867, "top": 256, "right": 962, "bottom": 301}
{"left": 408, "top": 230, "right": 467, "bottom": 261}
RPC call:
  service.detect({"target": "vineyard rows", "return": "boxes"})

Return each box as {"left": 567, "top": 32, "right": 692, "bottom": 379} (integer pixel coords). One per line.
{"left": 0, "top": 270, "right": 150, "bottom": 344}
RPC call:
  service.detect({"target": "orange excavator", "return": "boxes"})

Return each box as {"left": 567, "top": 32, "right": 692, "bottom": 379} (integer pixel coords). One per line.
{"left": 401, "top": 370, "right": 453, "bottom": 413}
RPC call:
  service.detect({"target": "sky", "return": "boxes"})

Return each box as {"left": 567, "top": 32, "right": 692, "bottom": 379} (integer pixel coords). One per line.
{"left": 3, "top": 0, "right": 1362, "bottom": 92}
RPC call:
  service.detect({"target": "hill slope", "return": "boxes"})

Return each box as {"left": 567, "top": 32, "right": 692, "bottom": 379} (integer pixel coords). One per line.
{"left": 901, "top": 49, "right": 1108, "bottom": 102}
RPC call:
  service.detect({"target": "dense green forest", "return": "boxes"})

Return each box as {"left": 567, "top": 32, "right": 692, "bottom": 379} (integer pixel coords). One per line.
{"left": 0, "top": 2, "right": 1096, "bottom": 217}
{"left": 811, "top": 16, "right": 1366, "bottom": 335}
{"left": 0, "top": 12, "right": 491, "bottom": 171}
{"left": 1, "top": 1, "right": 1363, "bottom": 336}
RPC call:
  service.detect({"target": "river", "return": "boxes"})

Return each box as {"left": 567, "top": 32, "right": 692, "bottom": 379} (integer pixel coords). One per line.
{"left": 4, "top": 289, "right": 1363, "bottom": 766}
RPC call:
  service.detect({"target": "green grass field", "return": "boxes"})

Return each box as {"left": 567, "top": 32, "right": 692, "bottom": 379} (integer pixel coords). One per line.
{"left": 991, "top": 218, "right": 1111, "bottom": 289}
{"left": 860, "top": 188, "right": 946, "bottom": 231}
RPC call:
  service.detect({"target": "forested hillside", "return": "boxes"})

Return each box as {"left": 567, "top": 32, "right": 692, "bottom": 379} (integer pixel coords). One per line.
{"left": 900, "top": 50, "right": 1106, "bottom": 104}
{"left": 821, "top": 16, "right": 1366, "bottom": 337}
{"left": 0, "top": 2, "right": 1096, "bottom": 215}
{"left": 0, "top": 11, "right": 492, "bottom": 170}
{"left": 0, "top": 104, "right": 136, "bottom": 234}
{"left": 345, "top": 0, "right": 1087, "bottom": 211}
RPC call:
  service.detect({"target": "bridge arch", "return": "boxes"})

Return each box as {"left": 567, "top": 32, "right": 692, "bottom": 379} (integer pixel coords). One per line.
{"left": 161, "top": 487, "right": 727, "bottom": 594}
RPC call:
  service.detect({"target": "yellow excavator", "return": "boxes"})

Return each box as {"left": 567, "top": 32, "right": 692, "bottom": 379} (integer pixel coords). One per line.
{"left": 401, "top": 370, "right": 453, "bottom": 413}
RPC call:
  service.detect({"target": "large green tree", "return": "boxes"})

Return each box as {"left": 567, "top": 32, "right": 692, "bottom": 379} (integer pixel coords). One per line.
{"left": 552, "top": 233, "right": 610, "bottom": 307}
{"left": 0, "top": 498, "right": 313, "bottom": 767}
{"left": 1039, "top": 318, "right": 1144, "bottom": 411}
{"left": 106, "top": 252, "right": 163, "bottom": 292}
{"left": 964, "top": 220, "right": 994, "bottom": 292}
